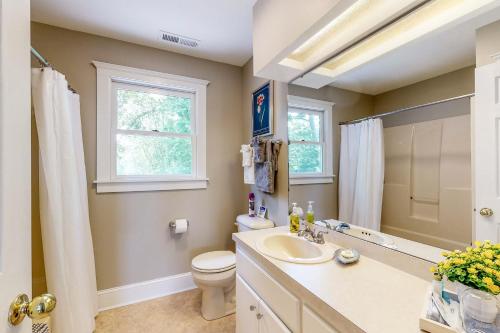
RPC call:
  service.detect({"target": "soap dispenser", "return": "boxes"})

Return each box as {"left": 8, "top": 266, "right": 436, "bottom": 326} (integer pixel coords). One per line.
{"left": 306, "top": 201, "right": 315, "bottom": 226}
{"left": 290, "top": 203, "right": 300, "bottom": 233}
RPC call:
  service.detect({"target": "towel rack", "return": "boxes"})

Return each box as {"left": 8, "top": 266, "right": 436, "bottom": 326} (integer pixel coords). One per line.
{"left": 251, "top": 137, "right": 282, "bottom": 145}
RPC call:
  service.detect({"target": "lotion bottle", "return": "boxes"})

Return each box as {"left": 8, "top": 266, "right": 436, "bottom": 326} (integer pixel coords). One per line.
{"left": 290, "top": 203, "right": 300, "bottom": 233}
{"left": 306, "top": 201, "right": 315, "bottom": 226}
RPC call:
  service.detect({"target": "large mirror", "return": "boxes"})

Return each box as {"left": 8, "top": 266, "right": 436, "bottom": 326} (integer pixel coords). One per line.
{"left": 286, "top": 6, "right": 500, "bottom": 262}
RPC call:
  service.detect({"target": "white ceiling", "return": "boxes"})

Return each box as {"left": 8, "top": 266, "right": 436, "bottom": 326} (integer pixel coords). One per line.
{"left": 328, "top": 5, "right": 500, "bottom": 95}
{"left": 31, "top": 0, "right": 256, "bottom": 66}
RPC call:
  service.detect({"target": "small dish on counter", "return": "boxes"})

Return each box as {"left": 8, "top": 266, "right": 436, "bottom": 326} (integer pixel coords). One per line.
{"left": 333, "top": 248, "right": 360, "bottom": 264}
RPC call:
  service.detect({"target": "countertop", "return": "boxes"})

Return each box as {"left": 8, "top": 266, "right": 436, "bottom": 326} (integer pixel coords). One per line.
{"left": 233, "top": 226, "right": 430, "bottom": 333}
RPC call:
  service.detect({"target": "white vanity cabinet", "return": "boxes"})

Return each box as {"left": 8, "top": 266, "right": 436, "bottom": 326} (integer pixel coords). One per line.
{"left": 302, "top": 305, "right": 339, "bottom": 333}
{"left": 236, "top": 275, "right": 290, "bottom": 333}
{"left": 236, "top": 248, "right": 341, "bottom": 333}
{"left": 258, "top": 296, "right": 292, "bottom": 333}
{"left": 236, "top": 275, "right": 260, "bottom": 333}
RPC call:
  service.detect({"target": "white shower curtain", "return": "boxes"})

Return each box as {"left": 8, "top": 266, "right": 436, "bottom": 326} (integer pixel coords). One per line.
{"left": 339, "top": 119, "right": 385, "bottom": 231}
{"left": 32, "top": 68, "right": 98, "bottom": 333}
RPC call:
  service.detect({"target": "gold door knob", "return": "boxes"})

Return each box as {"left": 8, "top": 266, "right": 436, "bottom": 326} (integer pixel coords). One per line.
{"left": 479, "top": 208, "right": 494, "bottom": 217}
{"left": 8, "top": 293, "right": 56, "bottom": 326}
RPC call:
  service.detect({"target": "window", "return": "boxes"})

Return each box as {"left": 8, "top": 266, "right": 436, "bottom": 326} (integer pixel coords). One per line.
{"left": 288, "top": 95, "right": 334, "bottom": 185}
{"left": 94, "top": 61, "right": 209, "bottom": 193}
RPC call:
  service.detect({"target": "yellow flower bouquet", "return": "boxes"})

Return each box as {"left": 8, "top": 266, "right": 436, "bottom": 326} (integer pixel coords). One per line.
{"left": 430, "top": 241, "right": 500, "bottom": 295}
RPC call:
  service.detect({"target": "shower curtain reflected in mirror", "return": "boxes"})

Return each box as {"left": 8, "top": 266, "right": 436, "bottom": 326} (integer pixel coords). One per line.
{"left": 339, "top": 119, "right": 385, "bottom": 231}
{"left": 32, "top": 68, "right": 98, "bottom": 333}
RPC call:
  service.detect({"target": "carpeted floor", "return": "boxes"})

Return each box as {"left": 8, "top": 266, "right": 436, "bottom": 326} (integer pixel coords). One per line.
{"left": 95, "top": 289, "right": 235, "bottom": 333}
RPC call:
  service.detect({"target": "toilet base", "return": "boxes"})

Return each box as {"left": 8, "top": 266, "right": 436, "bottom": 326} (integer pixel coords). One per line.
{"left": 200, "top": 283, "right": 236, "bottom": 321}
{"left": 192, "top": 266, "right": 236, "bottom": 321}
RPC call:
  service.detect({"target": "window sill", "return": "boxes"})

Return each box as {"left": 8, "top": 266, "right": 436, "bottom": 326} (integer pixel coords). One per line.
{"left": 94, "top": 178, "right": 209, "bottom": 193}
{"left": 290, "top": 175, "right": 335, "bottom": 185}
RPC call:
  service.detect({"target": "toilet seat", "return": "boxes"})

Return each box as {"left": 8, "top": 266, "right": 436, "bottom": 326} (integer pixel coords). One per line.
{"left": 192, "top": 251, "right": 235, "bottom": 273}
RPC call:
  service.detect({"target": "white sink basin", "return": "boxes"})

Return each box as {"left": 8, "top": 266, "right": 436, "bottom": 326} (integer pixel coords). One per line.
{"left": 255, "top": 233, "right": 334, "bottom": 264}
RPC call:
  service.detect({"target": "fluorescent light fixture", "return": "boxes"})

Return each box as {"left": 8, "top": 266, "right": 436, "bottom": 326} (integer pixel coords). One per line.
{"left": 289, "top": 0, "right": 369, "bottom": 59}
{"left": 316, "top": 0, "right": 497, "bottom": 79}
{"left": 281, "top": 0, "right": 425, "bottom": 69}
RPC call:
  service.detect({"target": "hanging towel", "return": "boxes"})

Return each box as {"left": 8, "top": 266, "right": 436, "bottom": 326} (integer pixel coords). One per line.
{"left": 252, "top": 137, "right": 266, "bottom": 163}
{"left": 240, "top": 144, "right": 253, "bottom": 167}
{"left": 255, "top": 140, "right": 281, "bottom": 193}
{"left": 240, "top": 144, "right": 255, "bottom": 184}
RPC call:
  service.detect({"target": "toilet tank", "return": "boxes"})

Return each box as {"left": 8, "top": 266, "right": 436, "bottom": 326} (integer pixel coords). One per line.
{"left": 236, "top": 214, "right": 274, "bottom": 232}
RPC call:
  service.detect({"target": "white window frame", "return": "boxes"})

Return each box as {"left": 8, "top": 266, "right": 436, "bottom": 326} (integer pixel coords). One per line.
{"left": 288, "top": 95, "right": 335, "bottom": 185}
{"left": 93, "top": 61, "right": 209, "bottom": 193}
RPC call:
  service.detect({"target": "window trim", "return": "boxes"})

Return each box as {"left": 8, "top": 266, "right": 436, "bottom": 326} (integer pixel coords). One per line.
{"left": 288, "top": 95, "right": 335, "bottom": 185}
{"left": 93, "top": 61, "right": 209, "bottom": 193}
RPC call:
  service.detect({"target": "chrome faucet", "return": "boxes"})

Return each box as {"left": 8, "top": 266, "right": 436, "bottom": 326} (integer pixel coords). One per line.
{"left": 298, "top": 224, "right": 328, "bottom": 244}
{"left": 297, "top": 224, "right": 314, "bottom": 242}
{"left": 313, "top": 230, "right": 326, "bottom": 244}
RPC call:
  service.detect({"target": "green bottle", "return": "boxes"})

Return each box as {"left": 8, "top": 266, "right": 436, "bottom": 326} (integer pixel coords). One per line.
{"left": 290, "top": 203, "right": 300, "bottom": 233}
{"left": 306, "top": 201, "right": 315, "bottom": 225}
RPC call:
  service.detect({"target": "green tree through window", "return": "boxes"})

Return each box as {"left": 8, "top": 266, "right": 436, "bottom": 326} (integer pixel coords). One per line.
{"left": 115, "top": 88, "right": 194, "bottom": 176}
{"left": 288, "top": 109, "right": 323, "bottom": 174}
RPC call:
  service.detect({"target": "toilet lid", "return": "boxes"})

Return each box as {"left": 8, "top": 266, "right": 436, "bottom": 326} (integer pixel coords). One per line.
{"left": 192, "top": 251, "right": 235, "bottom": 273}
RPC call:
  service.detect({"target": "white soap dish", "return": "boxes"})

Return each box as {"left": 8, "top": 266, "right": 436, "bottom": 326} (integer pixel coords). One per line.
{"left": 333, "top": 248, "right": 360, "bottom": 264}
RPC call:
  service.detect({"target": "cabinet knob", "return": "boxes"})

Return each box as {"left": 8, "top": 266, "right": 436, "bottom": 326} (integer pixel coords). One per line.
{"left": 249, "top": 305, "right": 256, "bottom": 311}
{"left": 256, "top": 313, "right": 263, "bottom": 320}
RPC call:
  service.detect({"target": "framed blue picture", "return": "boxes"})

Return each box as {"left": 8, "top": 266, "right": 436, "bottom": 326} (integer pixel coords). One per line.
{"left": 252, "top": 81, "right": 273, "bottom": 137}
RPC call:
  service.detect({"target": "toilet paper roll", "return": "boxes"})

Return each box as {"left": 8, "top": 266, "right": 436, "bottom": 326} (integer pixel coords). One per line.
{"left": 173, "top": 219, "right": 188, "bottom": 234}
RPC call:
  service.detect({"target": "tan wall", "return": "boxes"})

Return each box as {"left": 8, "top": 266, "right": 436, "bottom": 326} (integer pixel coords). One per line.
{"left": 287, "top": 84, "right": 373, "bottom": 219}
{"left": 373, "top": 66, "right": 475, "bottom": 115}
{"left": 476, "top": 20, "right": 500, "bottom": 67}
{"left": 32, "top": 113, "right": 46, "bottom": 296}
{"left": 31, "top": 22, "right": 248, "bottom": 290}
{"left": 241, "top": 60, "right": 289, "bottom": 225}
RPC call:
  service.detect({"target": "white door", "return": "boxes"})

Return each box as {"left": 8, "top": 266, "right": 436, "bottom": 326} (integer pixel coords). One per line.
{"left": 258, "top": 298, "right": 291, "bottom": 333}
{"left": 0, "top": 0, "right": 32, "bottom": 332}
{"left": 474, "top": 59, "right": 500, "bottom": 242}
{"left": 236, "top": 275, "right": 260, "bottom": 333}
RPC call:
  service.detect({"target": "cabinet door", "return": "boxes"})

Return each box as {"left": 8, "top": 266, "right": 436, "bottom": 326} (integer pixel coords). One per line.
{"left": 258, "top": 298, "right": 291, "bottom": 333}
{"left": 236, "top": 275, "right": 260, "bottom": 333}
{"left": 303, "top": 305, "right": 339, "bottom": 333}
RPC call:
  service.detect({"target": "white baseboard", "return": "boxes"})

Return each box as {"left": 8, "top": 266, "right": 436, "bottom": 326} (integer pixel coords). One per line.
{"left": 97, "top": 272, "right": 196, "bottom": 311}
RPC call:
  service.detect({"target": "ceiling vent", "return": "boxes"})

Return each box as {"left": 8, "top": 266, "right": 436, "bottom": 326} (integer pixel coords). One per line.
{"left": 159, "top": 31, "right": 199, "bottom": 48}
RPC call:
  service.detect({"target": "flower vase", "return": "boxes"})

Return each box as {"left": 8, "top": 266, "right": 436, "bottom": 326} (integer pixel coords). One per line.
{"left": 456, "top": 282, "right": 499, "bottom": 324}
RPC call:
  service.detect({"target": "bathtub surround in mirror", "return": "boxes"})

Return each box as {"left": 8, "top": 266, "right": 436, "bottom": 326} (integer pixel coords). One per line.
{"left": 288, "top": 66, "right": 475, "bottom": 262}
{"left": 381, "top": 101, "right": 472, "bottom": 251}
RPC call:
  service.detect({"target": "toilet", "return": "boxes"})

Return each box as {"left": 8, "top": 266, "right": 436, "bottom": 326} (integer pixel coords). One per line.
{"left": 191, "top": 214, "right": 274, "bottom": 320}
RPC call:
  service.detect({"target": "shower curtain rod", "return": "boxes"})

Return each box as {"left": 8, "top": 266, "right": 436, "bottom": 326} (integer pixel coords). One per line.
{"left": 339, "top": 93, "right": 475, "bottom": 125}
{"left": 31, "top": 46, "right": 51, "bottom": 67}
{"left": 30, "top": 46, "right": 77, "bottom": 93}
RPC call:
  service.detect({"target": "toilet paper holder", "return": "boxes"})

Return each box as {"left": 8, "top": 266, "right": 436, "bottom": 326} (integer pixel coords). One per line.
{"left": 169, "top": 219, "right": 189, "bottom": 230}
